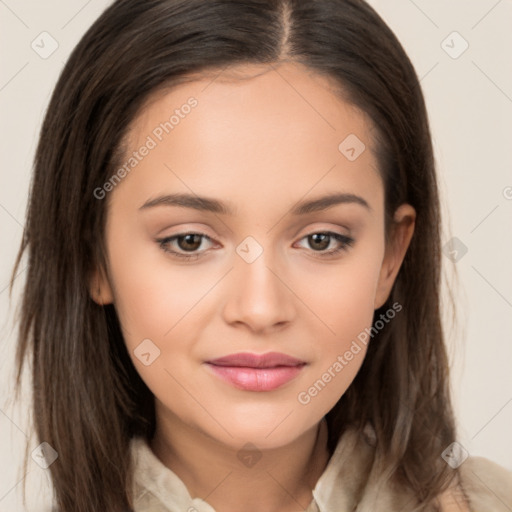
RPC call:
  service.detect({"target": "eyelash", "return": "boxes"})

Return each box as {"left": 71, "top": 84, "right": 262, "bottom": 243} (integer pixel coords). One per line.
{"left": 157, "top": 231, "right": 354, "bottom": 261}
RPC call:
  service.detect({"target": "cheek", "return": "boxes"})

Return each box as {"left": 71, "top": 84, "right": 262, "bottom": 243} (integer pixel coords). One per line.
{"left": 294, "top": 280, "right": 373, "bottom": 416}
{"left": 107, "top": 232, "right": 219, "bottom": 347}
{"left": 323, "top": 267, "right": 378, "bottom": 333}
{"left": 291, "top": 248, "right": 383, "bottom": 409}
{"left": 105, "top": 248, "right": 215, "bottom": 405}
{"left": 292, "top": 244, "right": 383, "bottom": 340}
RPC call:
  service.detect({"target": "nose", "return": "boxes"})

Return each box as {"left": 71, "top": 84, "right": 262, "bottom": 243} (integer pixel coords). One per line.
{"left": 221, "top": 244, "right": 296, "bottom": 334}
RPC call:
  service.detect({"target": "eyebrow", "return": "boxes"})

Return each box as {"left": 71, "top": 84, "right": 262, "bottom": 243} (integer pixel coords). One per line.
{"left": 139, "top": 192, "right": 371, "bottom": 215}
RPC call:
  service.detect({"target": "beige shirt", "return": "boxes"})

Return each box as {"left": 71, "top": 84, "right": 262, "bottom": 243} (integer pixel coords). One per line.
{"left": 130, "top": 424, "right": 512, "bottom": 512}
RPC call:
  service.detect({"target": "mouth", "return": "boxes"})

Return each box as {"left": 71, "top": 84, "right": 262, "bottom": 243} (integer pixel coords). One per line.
{"left": 207, "top": 351, "right": 306, "bottom": 368}
{"left": 205, "top": 352, "right": 307, "bottom": 392}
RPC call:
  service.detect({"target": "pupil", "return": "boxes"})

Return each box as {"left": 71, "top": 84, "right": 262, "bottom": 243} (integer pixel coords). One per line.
{"left": 180, "top": 234, "right": 201, "bottom": 251}
{"left": 310, "top": 233, "right": 329, "bottom": 250}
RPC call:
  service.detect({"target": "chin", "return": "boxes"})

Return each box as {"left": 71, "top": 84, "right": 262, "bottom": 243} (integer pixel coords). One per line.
{"left": 205, "top": 415, "right": 312, "bottom": 450}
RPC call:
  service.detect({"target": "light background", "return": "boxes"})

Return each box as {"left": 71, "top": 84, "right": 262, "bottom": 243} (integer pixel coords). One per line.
{"left": 1, "top": 0, "right": 511, "bottom": 510}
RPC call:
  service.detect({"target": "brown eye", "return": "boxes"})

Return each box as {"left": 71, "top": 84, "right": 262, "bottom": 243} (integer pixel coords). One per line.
{"left": 295, "top": 231, "right": 354, "bottom": 257}
{"left": 176, "top": 234, "right": 203, "bottom": 252}
{"left": 308, "top": 233, "right": 330, "bottom": 251}
{"left": 157, "top": 232, "right": 214, "bottom": 260}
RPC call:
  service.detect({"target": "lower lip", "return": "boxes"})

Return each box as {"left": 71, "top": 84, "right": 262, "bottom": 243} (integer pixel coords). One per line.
{"left": 205, "top": 363, "right": 305, "bottom": 391}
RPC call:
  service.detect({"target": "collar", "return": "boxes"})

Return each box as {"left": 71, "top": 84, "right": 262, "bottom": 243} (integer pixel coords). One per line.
{"left": 130, "top": 422, "right": 378, "bottom": 512}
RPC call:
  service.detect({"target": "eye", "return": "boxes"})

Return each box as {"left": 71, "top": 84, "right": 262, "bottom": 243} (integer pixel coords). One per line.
{"left": 157, "top": 232, "right": 215, "bottom": 260}
{"left": 294, "top": 231, "right": 354, "bottom": 257}
{"left": 157, "top": 230, "right": 354, "bottom": 261}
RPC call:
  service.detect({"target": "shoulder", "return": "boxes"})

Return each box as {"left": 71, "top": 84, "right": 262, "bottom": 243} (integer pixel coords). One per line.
{"left": 457, "top": 456, "right": 512, "bottom": 511}
{"left": 438, "top": 456, "right": 512, "bottom": 511}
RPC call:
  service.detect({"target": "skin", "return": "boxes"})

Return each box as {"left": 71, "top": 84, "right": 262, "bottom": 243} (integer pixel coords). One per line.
{"left": 90, "top": 61, "right": 415, "bottom": 512}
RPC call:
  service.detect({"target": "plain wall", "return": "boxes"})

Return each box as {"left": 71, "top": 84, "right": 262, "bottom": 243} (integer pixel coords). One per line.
{"left": 1, "top": 1, "right": 511, "bottom": 510}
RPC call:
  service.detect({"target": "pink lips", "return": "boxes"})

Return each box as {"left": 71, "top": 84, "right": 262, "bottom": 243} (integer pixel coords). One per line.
{"left": 205, "top": 352, "right": 306, "bottom": 391}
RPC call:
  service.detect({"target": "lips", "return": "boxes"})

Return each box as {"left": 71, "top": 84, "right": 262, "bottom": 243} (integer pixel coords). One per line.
{"left": 207, "top": 351, "right": 306, "bottom": 368}
{"left": 205, "top": 352, "right": 306, "bottom": 391}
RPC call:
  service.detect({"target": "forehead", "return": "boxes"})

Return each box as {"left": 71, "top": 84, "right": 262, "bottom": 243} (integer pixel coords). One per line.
{"left": 114, "top": 61, "right": 383, "bottom": 214}
{"left": 128, "top": 61, "right": 376, "bottom": 150}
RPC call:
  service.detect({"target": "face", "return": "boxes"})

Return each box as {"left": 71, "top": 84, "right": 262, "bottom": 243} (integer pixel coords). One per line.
{"left": 92, "top": 62, "right": 415, "bottom": 450}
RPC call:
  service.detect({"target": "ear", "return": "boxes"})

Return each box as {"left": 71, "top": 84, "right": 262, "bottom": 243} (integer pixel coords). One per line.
{"left": 374, "top": 203, "right": 416, "bottom": 310}
{"left": 88, "top": 265, "right": 114, "bottom": 305}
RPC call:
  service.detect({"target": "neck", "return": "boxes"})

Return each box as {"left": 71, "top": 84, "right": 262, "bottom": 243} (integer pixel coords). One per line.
{"left": 150, "top": 411, "right": 330, "bottom": 512}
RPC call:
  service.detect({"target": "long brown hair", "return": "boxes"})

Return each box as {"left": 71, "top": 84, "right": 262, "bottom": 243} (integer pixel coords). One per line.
{"left": 11, "top": 0, "right": 458, "bottom": 510}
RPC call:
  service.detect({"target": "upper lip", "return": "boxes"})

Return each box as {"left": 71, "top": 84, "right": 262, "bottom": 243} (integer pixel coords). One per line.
{"left": 206, "top": 352, "right": 306, "bottom": 368}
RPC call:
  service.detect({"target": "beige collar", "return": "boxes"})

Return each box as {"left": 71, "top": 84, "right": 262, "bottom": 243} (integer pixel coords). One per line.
{"left": 130, "top": 422, "right": 378, "bottom": 512}
{"left": 130, "top": 423, "right": 509, "bottom": 511}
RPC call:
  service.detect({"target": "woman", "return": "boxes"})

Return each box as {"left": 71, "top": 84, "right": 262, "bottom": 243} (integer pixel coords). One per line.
{"left": 11, "top": 1, "right": 512, "bottom": 510}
